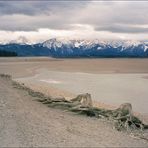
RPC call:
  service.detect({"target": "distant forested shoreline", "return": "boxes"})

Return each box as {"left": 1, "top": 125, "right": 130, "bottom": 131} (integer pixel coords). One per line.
{"left": 0, "top": 50, "right": 17, "bottom": 57}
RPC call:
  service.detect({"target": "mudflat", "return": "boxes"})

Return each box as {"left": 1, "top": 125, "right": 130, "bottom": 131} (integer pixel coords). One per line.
{"left": 1, "top": 57, "right": 148, "bottom": 112}
{"left": 0, "top": 57, "right": 148, "bottom": 78}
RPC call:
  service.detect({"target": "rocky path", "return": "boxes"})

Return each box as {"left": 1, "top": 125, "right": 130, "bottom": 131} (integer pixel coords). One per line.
{"left": 0, "top": 77, "right": 148, "bottom": 147}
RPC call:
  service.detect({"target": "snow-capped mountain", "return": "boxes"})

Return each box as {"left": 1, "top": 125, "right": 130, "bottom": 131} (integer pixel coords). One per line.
{"left": 42, "top": 38, "right": 146, "bottom": 50}
{"left": 0, "top": 38, "right": 148, "bottom": 57}
{"left": 41, "top": 38, "right": 148, "bottom": 57}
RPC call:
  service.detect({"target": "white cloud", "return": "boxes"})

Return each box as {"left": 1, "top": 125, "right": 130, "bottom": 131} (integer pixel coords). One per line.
{"left": 0, "top": 1, "right": 148, "bottom": 43}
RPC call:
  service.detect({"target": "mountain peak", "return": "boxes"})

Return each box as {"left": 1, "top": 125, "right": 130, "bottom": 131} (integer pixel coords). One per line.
{"left": 0, "top": 38, "right": 148, "bottom": 57}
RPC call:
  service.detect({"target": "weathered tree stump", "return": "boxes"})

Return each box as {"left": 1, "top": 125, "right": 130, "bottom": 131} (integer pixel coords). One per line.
{"left": 70, "top": 93, "right": 93, "bottom": 108}
{"left": 111, "top": 103, "right": 147, "bottom": 131}
{"left": 112, "top": 103, "right": 133, "bottom": 121}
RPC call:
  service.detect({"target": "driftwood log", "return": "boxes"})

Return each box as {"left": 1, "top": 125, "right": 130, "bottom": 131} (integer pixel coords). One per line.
{"left": 4, "top": 74, "right": 147, "bottom": 132}
{"left": 34, "top": 91, "right": 148, "bottom": 131}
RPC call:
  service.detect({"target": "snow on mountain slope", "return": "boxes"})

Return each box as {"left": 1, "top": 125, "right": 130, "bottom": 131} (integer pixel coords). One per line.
{"left": 43, "top": 38, "right": 107, "bottom": 50}
{"left": 41, "top": 38, "right": 148, "bottom": 57}
{"left": 42, "top": 38, "right": 148, "bottom": 51}
{"left": 0, "top": 38, "right": 148, "bottom": 57}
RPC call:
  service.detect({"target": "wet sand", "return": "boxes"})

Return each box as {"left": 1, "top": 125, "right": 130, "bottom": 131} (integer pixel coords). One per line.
{"left": 15, "top": 70, "right": 148, "bottom": 114}
{"left": 1, "top": 57, "right": 148, "bottom": 78}
{"left": 0, "top": 57, "right": 148, "bottom": 112}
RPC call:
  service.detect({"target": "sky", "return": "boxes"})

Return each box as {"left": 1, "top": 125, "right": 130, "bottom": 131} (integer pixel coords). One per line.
{"left": 0, "top": 1, "right": 148, "bottom": 43}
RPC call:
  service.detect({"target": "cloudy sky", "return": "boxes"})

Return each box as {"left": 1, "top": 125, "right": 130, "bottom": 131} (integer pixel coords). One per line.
{"left": 0, "top": 1, "right": 148, "bottom": 43}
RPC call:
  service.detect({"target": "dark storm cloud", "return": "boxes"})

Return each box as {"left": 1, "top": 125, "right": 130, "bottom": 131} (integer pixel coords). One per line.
{"left": 0, "top": 1, "right": 148, "bottom": 38}
{"left": 0, "top": 1, "right": 49, "bottom": 15}
{"left": 0, "top": 1, "right": 87, "bottom": 16}
{"left": 95, "top": 25, "right": 148, "bottom": 34}
{"left": 0, "top": 1, "right": 88, "bottom": 31}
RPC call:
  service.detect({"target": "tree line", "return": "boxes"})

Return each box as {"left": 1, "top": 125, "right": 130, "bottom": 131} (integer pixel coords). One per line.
{"left": 0, "top": 50, "right": 17, "bottom": 57}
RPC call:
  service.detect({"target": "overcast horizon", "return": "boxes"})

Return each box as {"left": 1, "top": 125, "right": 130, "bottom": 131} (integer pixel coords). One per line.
{"left": 0, "top": 1, "right": 148, "bottom": 43}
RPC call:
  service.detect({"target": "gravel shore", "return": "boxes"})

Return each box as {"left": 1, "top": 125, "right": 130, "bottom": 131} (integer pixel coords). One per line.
{"left": 0, "top": 76, "right": 148, "bottom": 147}
{"left": 0, "top": 57, "right": 148, "bottom": 147}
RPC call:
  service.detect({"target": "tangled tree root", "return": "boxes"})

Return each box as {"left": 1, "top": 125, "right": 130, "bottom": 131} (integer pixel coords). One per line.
{"left": 1, "top": 74, "right": 147, "bottom": 132}
{"left": 36, "top": 92, "right": 148, "bottom": 132}
{"left": 111, "top": 103, "right": 146, "bottom": 131}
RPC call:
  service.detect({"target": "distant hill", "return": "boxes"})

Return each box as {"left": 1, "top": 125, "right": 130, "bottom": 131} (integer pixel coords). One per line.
{"left": 0, "top": 38, "right": 148, "bottom": 57}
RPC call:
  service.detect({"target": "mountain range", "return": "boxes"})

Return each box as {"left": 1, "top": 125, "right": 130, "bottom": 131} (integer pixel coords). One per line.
{"left": 0, "top": 38, "right": 148, "bottom": 57}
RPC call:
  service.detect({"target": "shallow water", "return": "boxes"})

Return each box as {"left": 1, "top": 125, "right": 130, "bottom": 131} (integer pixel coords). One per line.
{"left": 16, "top": 69, "right": 148, "bottom": 114}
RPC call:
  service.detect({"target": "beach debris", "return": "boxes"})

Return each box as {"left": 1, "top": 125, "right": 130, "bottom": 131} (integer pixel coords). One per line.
{"left": 70, "top": 93, "right": 93, "bottom": 108}
{"left": 0, "top": 74, "right": 11, "bottom": 79}
{"left": 37, "top": 95, "right": 148, "bottom": 132}
{"left": 111, "top": 103, "right": 146, "bottom": 131}
{"left": 1, "top": 73, "right": 148, "bottom": 133}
